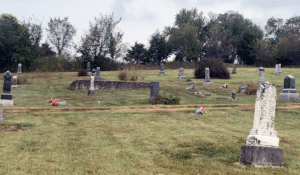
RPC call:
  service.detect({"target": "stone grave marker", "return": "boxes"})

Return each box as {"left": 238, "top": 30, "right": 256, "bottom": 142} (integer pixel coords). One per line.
{"left": 87, "top": 76, "right": 96, "bottom": 96}
{"left": 187, "top": 79, "right": 191, "bottom": 82}
{"left": 240, "top": 86, "right": 248, "bottom": 94}
{"left": 1, "top": 71, "right": 12, "bottom": 100}
{"left": 11, "top": 76, "right": 17, "bottom": 89}
{"left": 278, "top": 75, "right": 299, "bottom": 101}
{"left": 203, "top": 68, "right": 212, "bottom": 85}
{"left": 87, "top": 62, "right": 92, "bottom": 76}
{"left": 258, "top": 67, "right": 265, "bottom": 85}
{"left": 231, "top": 65, "right": 237, "bottom": 74}
{"left": 58, "top": 101, "right": 66, "bottom": 106}
{"left": 17, "top": 63, "right": 22, "bottom": 76}
{"left": 0, "top": 103, "right": 4, "bottom": 122}
{"left": 150, "top": 81, "right": 159, "bottom": 99}
{"left": 92, "top": 68, "right": 96, "bottom": 76}
{"left": 278, "top": 64, "right": 281, "bottom": 73}
{"left": 95, "top": 67, "right": 101, "bottom": 81}
{"left": 231, "top": 91, "right": 236, "bottom": 100}
{"left": 178, "top": 68, "right": 184, "bottom": 79}
{"left": 239, "top": 82, "right": 284, "bottom": 167}
{"left": 186, "top": 84, "right": 196, "bottom": 92}
{"left": 159, "top": 63, "right": 165, "bottom": 75}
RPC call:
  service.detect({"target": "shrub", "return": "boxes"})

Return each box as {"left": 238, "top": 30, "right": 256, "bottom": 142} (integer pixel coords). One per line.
{"left": 77, "top": 69, "right": 87, "bottom": 76}
{"left": 163, "top": 95, "right": 181, "bottom": 105}
{"left": 150, "top": 94, "right": 165, "bottom": 105}
{"left": 118, "top": 71, "right": 128, "bottom": 81}
{"left": 194, "top": 57, "right": 230, "bottom": 79}
{"left": 245, "top": 81, "right": 258, "bottom": 95}
{"left": 17, "top": 75, "right": 28, "bottom": 85}
{"left": 130, "top": 74, "right": 139, "bottom": 81}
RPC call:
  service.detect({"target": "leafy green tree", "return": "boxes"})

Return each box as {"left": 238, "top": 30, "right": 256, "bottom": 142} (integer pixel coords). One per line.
{"left": 148, "top": 30, "right": 172, "bottom": 65}
{"left": 46, "top": 17, "right": 76, "bottom": 56}
{"left": 264, "top": 17, "right": 285, "bottom": 45}
{"left": 236, "top": 30, "right": 257, "bottom": 65}
{"left": 126, "top": 42, "right": 148, "bottom": 64}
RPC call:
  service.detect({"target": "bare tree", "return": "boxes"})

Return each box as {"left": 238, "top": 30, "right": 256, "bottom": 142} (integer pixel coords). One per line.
{"left": 46, "top": 17, "right": 76, "bottom": 56}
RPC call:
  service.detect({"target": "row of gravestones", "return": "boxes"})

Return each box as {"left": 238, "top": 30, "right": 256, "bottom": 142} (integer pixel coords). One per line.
{"left": 0, "top": 64, "right": 287, "bottom": 167}
{"left": 0, "top": 63, "right": 23, "bottom": 121}
{"left": 149, "top": 78, "right": 284, "bottom": 167}
{"left": 86, "top": 62, "right": 101, "bottom": 81}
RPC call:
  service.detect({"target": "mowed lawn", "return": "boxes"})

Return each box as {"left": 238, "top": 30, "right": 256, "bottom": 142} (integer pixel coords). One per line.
{"left": 0, "top": 67, "right": 300, "bottom": 174}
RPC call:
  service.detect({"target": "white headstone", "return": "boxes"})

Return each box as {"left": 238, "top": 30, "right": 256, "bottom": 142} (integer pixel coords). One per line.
{"left": 90, "top": 76, "right": 95, "bottom": 90}
{"left": 258, "top": 67, "right": 265, "bottom": 85}
{"left": 11, "top": 76, "right": 18, "bottom": 89}
{"left": 246, "top": 82, "right": 279, "bottom": 147}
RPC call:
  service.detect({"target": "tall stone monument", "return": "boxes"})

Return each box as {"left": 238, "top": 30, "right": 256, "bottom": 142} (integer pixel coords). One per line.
{"left": 95, "top": 67, "right": 101, "bottom": 81}
{"left": 87, "top": 76, "right": 96, "bottom": 96}
{"left": 150, "top": 81, "right": 159, "bottom": 99}
{"left": 178, "top": 68, "right": 184, "bottom": 79}
{"left": 203, "top": 68, "right": 212, "bottom": 85}
{"left": 258, "top": 67, "right": 265, "bottom": 85}
{"left": 231, "top": 65, "right": 237, "bottom": 74}
{"left": 11, "top": 76, "right": 17, "bottom": 89}
{"left": 159, "top": 63, "right": 165, "bottom": 76}
{"left": 278, "top": 64, "right": 281, "bottom": 74}
{"left": 17, "top": 63, "right": 22, "bottom": 76}
{"left": 272, "top": 64, "right": 280, "bottom": 75}
{"left": 1, "top": 71, "right": 12, "bottom": 100}
{"left": 86, "top": 62, "right": 92, "bottom": 76}
{"left": 278, "top": 75, "right": 299, "bottom": 101}
{"left": 0, "top": 103, "right": 4, "bottom": 122}
{"left": 231, "top": 91, "right": 236, "bottom": 100}
{"left": 239, "top": 82, "right": 284, "bottom": 167}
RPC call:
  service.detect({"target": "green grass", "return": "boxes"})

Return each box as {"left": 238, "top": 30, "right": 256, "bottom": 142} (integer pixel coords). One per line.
{"left": 0, "top": 67, "right": 299, "bottom": 174}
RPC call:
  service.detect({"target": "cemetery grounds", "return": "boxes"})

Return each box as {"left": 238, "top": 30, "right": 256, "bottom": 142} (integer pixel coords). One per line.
{"left": 0, "top": 68, "right": 300, "bottom": 175}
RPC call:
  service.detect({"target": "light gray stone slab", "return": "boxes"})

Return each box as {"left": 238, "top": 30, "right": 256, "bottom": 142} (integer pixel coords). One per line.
{"left": 258, "top": 67, "right": 265, "bottom": 85}
{"left": 231, "top": 65, "right": 237, "bottom": 74}
{"left": 159, "top": 63, "right": 165, "bottom": 75}
{"left": 17, "top": 63, "right": 22, "bottom": 76}
{"left": 58, "top": 101, "right": 66, "bottom": 106}
{"left": 11, "top": 76, "right": 17, "bottom": 89}
{"left": 178, "top": 68, "right": 184, "bottom": 79}
{"left": 0, "top": 100, "right": 13, "bottom": 106}
{"left": 0, "top": 103, "right": 4, "bottom": 122}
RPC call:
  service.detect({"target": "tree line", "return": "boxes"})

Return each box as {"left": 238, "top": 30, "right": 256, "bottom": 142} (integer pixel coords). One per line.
{"left": 1, "top": 8, "right": 300, "bottom": 73}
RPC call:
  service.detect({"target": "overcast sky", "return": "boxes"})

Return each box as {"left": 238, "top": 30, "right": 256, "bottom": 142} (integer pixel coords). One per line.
{"left": 1, "top": 0, "right": 300, "bottom": 61}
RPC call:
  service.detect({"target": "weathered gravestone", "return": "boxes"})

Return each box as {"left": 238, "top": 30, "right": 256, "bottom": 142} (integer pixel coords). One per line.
{"left": 278, "top": 75, "right": 299, "bottom": 101}
{"left": 86, "top": 62, "right": 92, "bottom": 76}
{"left": 11, "top": 76, "right": 17, "bottom": 89}
{"left": 150, "top": 81, "right": 159, "bottom": 99}
{"left": 178, "top": 68, "right": 184, "bottom": 79}
{"left": 0, "top": 103, "right": 4, "bottom": 122}
{"left": 240, "top": 86, "right": 248, "bottom": 94}
{"left": 95, "top": 67, "right": 101, "bottom": 81}
{"left": 203, "top": 68, "right": 212, "bottom": 85}
{"left": 278, "top": 64, "right": 281, "bottom": 73}
{"left": 17, "top": 63, "right": 22, "bottom": 76}
{"left": 159, "top": 63, "right": 165, "bottom": 75}
{"left": 87, "top": 76, "right": 96, "bottom": 96}
{"left": 58, "top": 101, "right": 66, "bottom": 106}
{"left": 239, "top": 82, "right": 284, "bottom": 167}
{"left": 1, "top": 71, "right": 12, "bottom": 100}
{"left": 231, "top": 91, "right": 236, "bottom": 100}
{"left": 258, "top": 67, "right": 265, "bottom": 85}
{"left": 272, "top": 64, "right": 280, "bottom": 75}
{"left": 186, "top": 84, "right": 196, "bottom": 92}
{"left": 231, "top": 65, "right": 237, "bottom": 74}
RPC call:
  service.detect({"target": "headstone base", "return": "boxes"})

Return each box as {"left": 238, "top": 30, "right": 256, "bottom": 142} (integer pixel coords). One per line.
{"left": 258, "top": 81, "right": 265, "bottom": 85}
{"left": 11, "top": 85, "right": 18, "bottom": 89}
{"left": 94, "top": 77, "right": 102, "bottom": 81}
{"left": 58, "top": 101, "right": 66, "bottom": 106}
{"left": 1, "top": 93, "right": 12, "bottom": 100}
{"left": 0, "top": 100, "right": 14, "bottom": 106}
{"left": 87, "top": 72, "right": 92, "bottom": 76}
{"left": 178, "top": 76, "right": 184, "bottom": 79}
{"left": 278, "top": 93, "right": 299, "bottom": 101}
{"left": 203, "top": 82, "right": 212, "bottom": 85}
{"left": 88, "top": 90, "right": 96, "bottom": 96}
{"left": 159, "top": 71, "right": 165, "bottom": 76}
{"left": 239, "top": 145, "right": 284, "bottom": 167}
